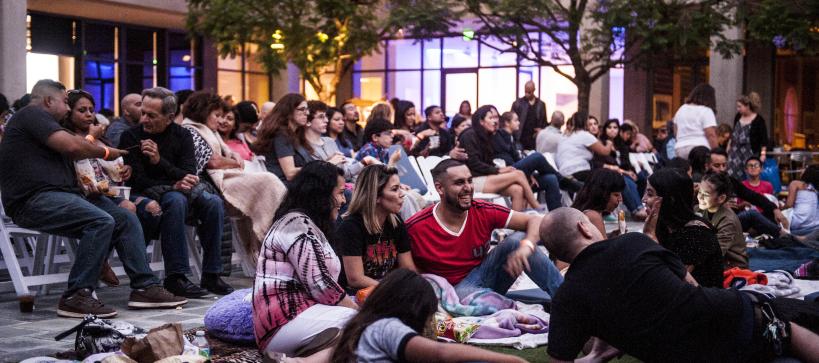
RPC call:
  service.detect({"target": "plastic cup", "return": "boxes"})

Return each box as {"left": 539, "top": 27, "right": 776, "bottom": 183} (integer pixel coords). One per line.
{"left": 19, "top": 293, "right": 35, "bottom": 313}
{"left": 110, "top": 186, "right": 131, "bottom": 200}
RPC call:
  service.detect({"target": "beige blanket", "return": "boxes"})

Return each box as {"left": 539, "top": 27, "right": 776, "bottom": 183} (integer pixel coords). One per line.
{"left": 182, "top": 119, "right": 286, "bottom": 257}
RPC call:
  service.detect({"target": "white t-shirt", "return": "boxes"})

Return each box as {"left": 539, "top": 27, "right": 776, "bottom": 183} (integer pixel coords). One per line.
{"left": 536, "top": 126, "right": 565, "bottom": 154}
{"left": 673, "top": 104, "right": 717, "bottom": 150}
{"left": 556, "top": 130, "right": 597, "bottom": 175}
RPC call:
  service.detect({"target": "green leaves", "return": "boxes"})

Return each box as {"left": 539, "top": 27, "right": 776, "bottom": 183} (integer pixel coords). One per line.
{"left": 743, "top": 0, "right": 819, "bottom": 55}
{"left": 186, "top": 0, "right": 393, "bottom": 101}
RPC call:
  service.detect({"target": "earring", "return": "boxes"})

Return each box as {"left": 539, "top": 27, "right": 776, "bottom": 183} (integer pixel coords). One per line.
{"left": 306, "top": 122, "right": 312, "bottom": 127}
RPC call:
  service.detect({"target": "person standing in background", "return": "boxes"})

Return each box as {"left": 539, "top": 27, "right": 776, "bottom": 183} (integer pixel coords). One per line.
{"left": 511, "top": 81, "right": 547, "bottom": 151}
{"left": 673, "top": 83, "right": 718, "bottom": 159}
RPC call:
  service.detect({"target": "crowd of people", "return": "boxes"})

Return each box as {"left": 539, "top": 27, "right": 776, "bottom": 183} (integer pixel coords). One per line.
{"left": 1, "top": 78, "right": 818, "bottom": 362}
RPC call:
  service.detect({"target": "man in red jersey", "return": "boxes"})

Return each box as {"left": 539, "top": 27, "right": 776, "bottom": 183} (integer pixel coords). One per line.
{"left": 405, "top": 159, "right": 562, "bottom": 298}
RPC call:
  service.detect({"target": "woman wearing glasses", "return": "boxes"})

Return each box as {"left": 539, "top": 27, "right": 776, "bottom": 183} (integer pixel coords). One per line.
{"left": 253, "top": 93, "right": 312, "bottom": 183}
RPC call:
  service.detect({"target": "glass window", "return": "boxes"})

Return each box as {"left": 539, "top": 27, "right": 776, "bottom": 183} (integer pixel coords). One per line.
{"left": 124, "top": 64, "right": 153, "bottom": 94}
{"left": 84, "top": 23, "right": 115, "bottom": 61}
{"left": 125, "top": 29, "right": 154, "bottom": 63}
{"left": 519, "top": 32, "right": 540, "bottom": 66}
{"left": 540, "top": 33, "right": 570, "bottom": 65}
{"left": 355, "top": 42, "right": 386, "bottom": 71}
{"left": 422, "top": 70, "right": 441, "bottom": 112}
{"left": 353, "top": 72, "right": 385, "bottom": 101}
{"left": 246, "top": 73, "right": 270, "bottom": 106}
{"left": 387, "top": 71, "right": 421, "bottom": 107}
{"left": 218, "top": 54, "right": 241, "bottom": 71}
{"left": 218, "top": 71, "right": 242, "bottom": 103}
{"left": 387, "top": 39, "right": 421, "bottom": 70}
{"left": 478, "top": 67, "right": 516, "bottom": 111}
{"left": 609, "top": 67, "right": 624, "bottom": 122}
{"left": 245, "top": 43, "right": 266, "bottom": 72}
{"left": 83, "top": 59, "right": 116, "bottom": 111}
{"left": 423, "top": 39, "right": 441, "bottom": 69}
{"left": 444, "top": 72, "right": 477, "bottom": 117}
{"left": 540, "top": 66, "right": 577, "bottom": 118}
{"left": 518, "top": 67, "right": 539, "bottom": 98}
{"left": 442, "top": 37, "right": 478, "bottom": 68}
{"left": 479, "top": 36, "right": 517, "bottom": 67}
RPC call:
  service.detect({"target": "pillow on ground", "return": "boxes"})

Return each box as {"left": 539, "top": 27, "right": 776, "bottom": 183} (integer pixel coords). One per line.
{"left": 204, "top": 288, "right": 255, "bottom": 344}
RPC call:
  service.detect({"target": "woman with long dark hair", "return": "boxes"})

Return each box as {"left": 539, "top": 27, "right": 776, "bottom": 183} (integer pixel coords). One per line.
{"left": 325, "top": 106, "right": 353, "bottom": 158}
{"left": 253, "top": 161, "right": 358, "bottom": 356}
{"left": 450, "top": 100, "right": 472, "bottom": 128}
{"left": 331, "top": 269, "right": 525, "bottom": 363}
{"left": 642, "top": 168, "right": 723, "bottom": 287}
{"left": 688, "top": 145, "right": 711, "bottom": 183}
{"left": 558, "top": 112, "right": 646, "bottom": 220}
{"left": 673, "top": 83, "right": 718, "bottom": 159}
{"left": 458, "top": 105, "right": 540, "bottom": 211}
{"left": 254, "top": 93, "right": 311, "bottom": 182}
{"left": 571, "top": 168, "right": 625, "bottom": 236}
{"left": 218, "top": 101, "right": 257, "bottom": 160}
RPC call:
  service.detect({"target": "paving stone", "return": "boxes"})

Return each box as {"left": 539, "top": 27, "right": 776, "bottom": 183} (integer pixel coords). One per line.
{"left": 0, "top": 326, "right": 40, "bottom": 339}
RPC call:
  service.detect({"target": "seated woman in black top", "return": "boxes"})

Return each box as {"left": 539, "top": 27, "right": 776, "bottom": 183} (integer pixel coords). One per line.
{"left": 336, "top": 165, "right": 416, "bottom": 290}
{"left": 642, "top": 168, "right": 723, "bottom": 288}
{"left": 253, "top": 93, "right": 312, "bottom": 182}
{"left": 458, "top": 105, "right": 540, "bottom": 211}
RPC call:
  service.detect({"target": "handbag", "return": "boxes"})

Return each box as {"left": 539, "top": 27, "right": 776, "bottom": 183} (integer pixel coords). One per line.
{"left": 55, "top": 315, "right": 147, "bottom": 359}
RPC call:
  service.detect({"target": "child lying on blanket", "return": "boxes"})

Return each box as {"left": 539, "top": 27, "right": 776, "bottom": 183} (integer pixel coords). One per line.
{"left": 331, "top": 268, "right": 526, "bottom": 363}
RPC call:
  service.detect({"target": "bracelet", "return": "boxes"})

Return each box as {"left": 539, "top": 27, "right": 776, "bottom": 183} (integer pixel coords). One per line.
{"left": 102, "top": 146, "right": 110, "bottom": 160}
{"left": 85, "top": 134, "right": 96, "bottom": 143}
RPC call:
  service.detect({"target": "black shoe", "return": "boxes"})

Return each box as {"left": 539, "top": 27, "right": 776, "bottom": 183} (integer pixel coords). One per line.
{"left": 201, "top": 273, "right": 234, "bottom": 295}
{"left": 164, "top": 274, "right": 208, "bottom": 298}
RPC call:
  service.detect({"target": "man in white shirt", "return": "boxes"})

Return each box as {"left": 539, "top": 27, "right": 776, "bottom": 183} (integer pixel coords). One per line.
{"left": 536, "top": 111, "right": 565, "bottom": 154}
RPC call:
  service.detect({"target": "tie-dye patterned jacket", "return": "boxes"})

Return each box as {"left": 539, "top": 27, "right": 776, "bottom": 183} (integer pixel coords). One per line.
{"left": 252, "top": 212, "right": 346, "bottom": 349}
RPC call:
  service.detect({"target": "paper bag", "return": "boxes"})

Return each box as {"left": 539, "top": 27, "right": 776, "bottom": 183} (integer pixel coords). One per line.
{"left": 121, "top": 323, "right": 184, "bottom": 363}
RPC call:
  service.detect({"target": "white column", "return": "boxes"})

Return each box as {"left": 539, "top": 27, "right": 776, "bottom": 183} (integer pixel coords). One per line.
{"left": 0, "top": 0, "right": 28, "bottom": 100}
{"left": 709, "top": 25, "right": 744, "bottom": 125}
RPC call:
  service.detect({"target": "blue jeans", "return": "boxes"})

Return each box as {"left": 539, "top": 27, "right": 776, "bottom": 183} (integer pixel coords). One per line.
{"left": 513, "top": 153, "right": 562, "bottom": 211}
{"left": 454, "top": 232, "right": 563, "bottom": 299}
{"left": 144, "top": 191, "right": 225, "bottom": 276}
{"left": 622, "top": 176, "right": 644, "bottom": 213}
{"left": 738, "top": 209, "right": 781, "bottom": 236}
{"left": 11, "top": 191, "right": 160, "bottom": 295}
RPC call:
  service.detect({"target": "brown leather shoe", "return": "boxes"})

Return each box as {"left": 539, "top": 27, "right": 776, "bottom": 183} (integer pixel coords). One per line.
{"left": 99, "top": 260, "right": 120, "bottom": 287}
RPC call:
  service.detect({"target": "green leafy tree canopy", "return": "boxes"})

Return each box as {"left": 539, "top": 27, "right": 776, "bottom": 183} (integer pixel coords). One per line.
{"left": 187, "top": 0, "right": 394, "bottom": 102}
{"left": 743, "top": 0, "right": 819, "bottom": 55}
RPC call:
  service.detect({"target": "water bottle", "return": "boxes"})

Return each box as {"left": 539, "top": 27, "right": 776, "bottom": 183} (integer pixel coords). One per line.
{"left": 193, "top": 331, "right": 210, "bottom": 359}
{"left": 617, "top": 209, "right": 627, "bottom": 235}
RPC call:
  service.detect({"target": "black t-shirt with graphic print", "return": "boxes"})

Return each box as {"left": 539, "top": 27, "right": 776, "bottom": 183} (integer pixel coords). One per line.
{"left": 336, "top": 212, "right": 411, "bottom": 282}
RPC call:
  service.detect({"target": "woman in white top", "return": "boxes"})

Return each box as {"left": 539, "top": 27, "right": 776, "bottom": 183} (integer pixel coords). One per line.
{"left": 673, "top": 83, "right": 719, "bottom": 159}
{"left": 787, "top": 165, "right": 819, "bottom": 238}
{"left": 555, "top": 112, "right": 613, "bottom": 182}
{"left": 556, "top": 112, "right": 647, "bottom": 220}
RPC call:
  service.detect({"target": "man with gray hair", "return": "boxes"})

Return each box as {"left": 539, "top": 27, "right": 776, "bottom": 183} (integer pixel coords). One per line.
{"left": 538, "top": 208, "right": 819, "bottom": 362}
{"left": 535, "top": 110, "right": 565, "bottom": 154}
{"left": 0, "top": 80, "right": 186, "bottom": 318}
{"left": 119, "top": 87, "right": 234, "bottom": 298}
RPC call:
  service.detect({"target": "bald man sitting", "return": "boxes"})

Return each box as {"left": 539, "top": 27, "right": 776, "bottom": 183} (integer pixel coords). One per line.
{"left": 539, "top": 207, "right": 819, "bottom": 363}
{"left": 106, "top": 93, "right": 142, "bottom": 147}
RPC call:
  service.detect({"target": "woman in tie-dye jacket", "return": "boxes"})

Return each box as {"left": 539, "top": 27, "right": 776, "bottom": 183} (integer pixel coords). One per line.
{"left": 252, "top": 161, "right": 359, "bottom": 355}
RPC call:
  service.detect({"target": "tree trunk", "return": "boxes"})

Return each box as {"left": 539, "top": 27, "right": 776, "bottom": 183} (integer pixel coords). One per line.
{"left": 576, "top": 80, "right": 591, "bottom": 117}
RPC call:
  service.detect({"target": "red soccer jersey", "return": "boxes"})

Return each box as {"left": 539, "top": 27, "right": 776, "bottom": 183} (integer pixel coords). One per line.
{"left": 406, "top": 200, "right": 512, "bottom": 285}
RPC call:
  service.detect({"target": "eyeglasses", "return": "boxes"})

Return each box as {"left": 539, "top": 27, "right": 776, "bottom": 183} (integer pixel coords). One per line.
{"left": 746, "top": 164, "right": 761, "bottom": 169}
{"left": 295, "top": 106, "right": 309, "bottom": 113}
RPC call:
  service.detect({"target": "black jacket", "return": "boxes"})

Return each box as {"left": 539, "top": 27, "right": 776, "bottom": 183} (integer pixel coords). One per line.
{"left": 732, "top": 113, "right": 769, "bottom": 155}
{"left": 459, "top": 128, "right": 498, "bottom": 177}
{"left": 119, "top": 123, "right": 197, "bottom": 192}
{"left": 492, "top": 129, "right": 522, "bottom": 166}
{"left": 512, "top": 97, "right": 547, "bottom": 150}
